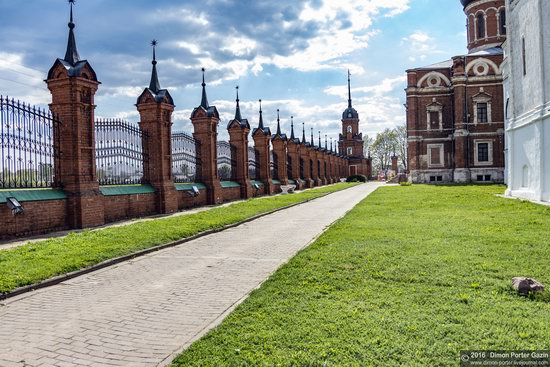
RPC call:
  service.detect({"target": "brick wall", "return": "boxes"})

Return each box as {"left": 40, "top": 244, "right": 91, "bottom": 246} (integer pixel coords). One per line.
{"left": 103, "top": 193, "right": 157, "bottom": 224}
{"left": 0, "top": 200, "right": 68, "bottom": 240}
{"left": 222, "top": 187, "right": 241, "bottom": 202}
{"left": 177, "top": 190, "right": 208, "bottom": 210}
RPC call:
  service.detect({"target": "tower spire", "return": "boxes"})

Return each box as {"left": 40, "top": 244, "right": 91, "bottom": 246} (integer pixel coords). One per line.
{"left": 258, "top": 99, "right": 264, "bottom": 129}
{"left": 330, "top": 137, "right": 333, "bottom": 152}
{"left": 290, "top": 116, "right": 295, "bottom": 140}
{"left": 234, "top": 86, "right": 242, "bottom": 121}
{"left": 64, "top": 0, "right": 81, "bottom": 65}
{"left": 318, "top": 131, "right": 322, "bottom": 148}
{"left": 302, "top": 123, "right": 306, "bottom": 144}
{"left": 325, "top": 134, "right": 328, "bottom": 149}
{"left": 311, "top": 128, "right": 314, "bottom": 146}
{"left": 276, "top": 109, "right": 281, "bottom": 135}
{"left": 347, "top": 69, "right": 352, "bottom": 109}
{"left": 148, "top": 40, "right": 161, "bottom": 94}
{"left": 200, "top": 68, "right": 209, "bottom": 109}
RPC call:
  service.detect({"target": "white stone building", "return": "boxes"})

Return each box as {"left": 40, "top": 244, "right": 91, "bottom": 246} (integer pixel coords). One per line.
{"left": 502, "top": 0, "right": 550, "bottom": 203}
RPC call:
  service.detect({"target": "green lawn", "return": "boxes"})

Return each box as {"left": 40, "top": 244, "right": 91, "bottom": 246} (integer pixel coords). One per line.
{"left": 0, "top": 183, "right": 355, "bottom": 294}
{"left": 172, "top": 185, "right": 550, "bottom": 367}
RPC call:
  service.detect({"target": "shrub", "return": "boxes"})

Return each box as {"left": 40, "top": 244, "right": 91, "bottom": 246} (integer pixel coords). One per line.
{"left": 346, "top": 175, "right": 367, "bottom": 183}
{"left": 399, "top": 181, "right": 412, "bottom": 187}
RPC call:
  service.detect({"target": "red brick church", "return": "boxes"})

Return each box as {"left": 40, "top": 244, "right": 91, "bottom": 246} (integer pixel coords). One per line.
{"left": 406, "top": 0, "right": 506, "bottom": 184}
{"left": 339, "top": 72, "right": 372, "bottom": 178}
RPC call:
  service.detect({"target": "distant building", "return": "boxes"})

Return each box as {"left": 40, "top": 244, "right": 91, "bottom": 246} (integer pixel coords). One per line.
{"left": 503, "top": 0, "right": 550, "bottom": 203}
{"left": 406, "top": 0, "right": 506, "bottom": 184}
{"left": 338, "top": 72, "right": 372, "bottom": 177}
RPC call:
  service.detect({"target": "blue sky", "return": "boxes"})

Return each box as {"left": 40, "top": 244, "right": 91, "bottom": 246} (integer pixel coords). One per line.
{"left": 0, "top": 0, "right": 468, "bottom": 142}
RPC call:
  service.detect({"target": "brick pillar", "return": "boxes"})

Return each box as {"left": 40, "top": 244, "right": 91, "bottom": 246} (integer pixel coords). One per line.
{"left": 300, "top": 145, "right": 314, "bottom": 188}
{"left": 318, "top": 151, "right": 327, "bottom": 185}
{"left": 191, "top": 70, "right": 223, "bottom": 204}
{"left": 228, "top": 122, "right": 252, "bottom": 199}
{"left": 271, "top": 139, "right": 289, "bottom": 186}
{"left": 137, "top": 92, "right": 178, "bottom": 214}
{"left": 251, "top": 132, "right": 273, "bottom": 194}
{"left": 392, "top": 155, "right": 398, "bottom": 174}
{"left": 309, "top": 149, "right": 320, "bottom": 187}
{"left": 287, "top": 139, "right": 303, "bottom": 189}
{"left": 47, "top": 61, "right": 104, "bottom": 229}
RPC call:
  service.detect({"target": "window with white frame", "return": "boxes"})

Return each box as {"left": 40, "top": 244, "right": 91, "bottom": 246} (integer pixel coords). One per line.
{"left": 426, "top": 100, "right": 443, "bottom": 130}
{"left": 347, "top": 147, "right": 353, "bottom": 156}
{"left": 474, "top": 140, "right": 493, "bottom": 166}
{"left": 427, "top": 144, "right": 444, "bottom": 168}
{"left": 472, "top": 90, "right": 492, "bottom": 124}
{"left": 347, "top": 125, "right": 352, "bottom": 134}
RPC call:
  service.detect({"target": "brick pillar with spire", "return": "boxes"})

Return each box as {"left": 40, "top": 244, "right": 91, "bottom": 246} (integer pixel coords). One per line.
{"left": 286, "top": 117, "right": 303, "bottom": 190}
{"left": 366, "top": 153, "right": 373, "bottom": 180}
{"left": 271, "top": 109, "right": 289, "bottom": 186}
{"left": 190, "top": 69, "right": 223, "bottom": 204}
{"left": 391, "top": 154, "right": 399, "bottom": 175}
{"left": 252, "top": 100, "right": 274, "bottom": 195}
{"left": 136, "top": 40, "right": 178, "bottom": 214}
{"left": 300, "top": 123, "right": 314, "bottom": 188}
{"left": 309, "top": 128, "right": 321, "bottom": 187}
{"left": 227, "top": 87, "right": 252, "bottom": 199}
{"left": 46, "top": 1, "right": 105, "bottom": 229}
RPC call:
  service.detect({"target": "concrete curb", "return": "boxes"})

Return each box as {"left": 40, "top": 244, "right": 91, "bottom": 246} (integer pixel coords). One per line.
{"left": 0, "top": 184, "right": 359, "bottom": 302}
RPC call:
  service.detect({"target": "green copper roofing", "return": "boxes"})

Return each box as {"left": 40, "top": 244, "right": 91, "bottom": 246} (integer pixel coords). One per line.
{"left": 175, "top": 183, "right": 207, "bottom": 191}
{"left": 0, "top": 188, "right": 67, "bottom": 203}
{"left": 99, "top": 185, "right": 155, "bottom": 196}
{"left": 220, "top": 181, "right": 241, "bottom": 188}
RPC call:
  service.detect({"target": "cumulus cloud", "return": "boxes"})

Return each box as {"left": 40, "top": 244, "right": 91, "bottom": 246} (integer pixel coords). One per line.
{"left": 401, "top": 30, "right": 444, "bottom": 62}
{"left": 0, "top": 52, "right": 50, "bottom": 106}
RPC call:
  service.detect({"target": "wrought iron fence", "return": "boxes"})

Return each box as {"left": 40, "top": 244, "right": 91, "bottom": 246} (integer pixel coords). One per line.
{"left": 270, "top": 151, "right": 279, "bottom": 180}
{"left": 172, "top": 132, "right": 201, "bottom": 183}
{"left": 95, "top": 119, "right": 147, "bottom": 185}
{"left": 248, "top": 146, "right": 259, "bottom": 180}
{"left": 217, "top": 141, "right": 235, "bottom": 181}
{"left": 0, "top": 96, "right": 60, "bottom": 189}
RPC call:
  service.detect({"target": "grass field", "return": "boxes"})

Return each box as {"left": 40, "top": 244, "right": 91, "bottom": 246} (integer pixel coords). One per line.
{"left": 0, "top": 183, "right": 355, "bottom": 294}
{"left": 172, "top": 185, "right": 550, "bottom": 366}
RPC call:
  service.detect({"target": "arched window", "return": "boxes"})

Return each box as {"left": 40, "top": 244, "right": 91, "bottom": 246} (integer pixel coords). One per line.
{"left": 500, "top": 9, "right": 506, "bottom": 35}
{"left": 477, "top": 13, "right": 485, "bottom": 39}
{"left": 347, "top": 125, "right": 352, "bottom": 133}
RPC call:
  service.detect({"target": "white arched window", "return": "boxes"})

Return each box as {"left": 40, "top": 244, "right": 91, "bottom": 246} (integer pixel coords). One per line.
{"left": 347, "top": 125, "right": 352, "bottom": 133}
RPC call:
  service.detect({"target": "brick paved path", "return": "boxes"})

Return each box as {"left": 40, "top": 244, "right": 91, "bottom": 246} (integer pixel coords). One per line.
{"left": 0, "top": 183, "right": 381, "bottom": 367}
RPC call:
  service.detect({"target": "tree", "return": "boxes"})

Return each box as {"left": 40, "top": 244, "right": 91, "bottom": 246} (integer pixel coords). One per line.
{"left": 363, "top": 135, "right": 374, "bottom": 157}
{"left": 371, "top": 128, "right": 398, "bottom": 178}
{"left": 395, "top": 124, "right": 408, "bottom": 172}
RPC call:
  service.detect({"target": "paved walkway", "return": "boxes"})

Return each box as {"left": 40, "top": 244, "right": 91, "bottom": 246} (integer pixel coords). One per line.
{"left": 0, "top": 183, "right": 382, "bottom": 367}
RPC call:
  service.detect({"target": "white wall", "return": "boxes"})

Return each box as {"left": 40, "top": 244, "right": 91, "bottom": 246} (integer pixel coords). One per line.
{"left": 504, "top": 0, "right": 550, "bottom": 203}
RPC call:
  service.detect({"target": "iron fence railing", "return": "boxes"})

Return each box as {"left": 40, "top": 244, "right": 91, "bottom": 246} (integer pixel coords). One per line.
{"left": 95, "top": 119, "right": 147, "bottom": 185}
{"left": 172, "top": 132, "right": 201, "bottom": 183}
{"left": 0, "top": 96, "right": 60, "bottom": 189}
{"left": 217, "top": 141, "right": 235, "bottom": 181}
{"left": 248, "top": 146, "right": 259, "bottom": 180}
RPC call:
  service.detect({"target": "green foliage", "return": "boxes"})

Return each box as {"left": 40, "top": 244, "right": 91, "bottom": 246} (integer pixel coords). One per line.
{"left": 346, "top": 175, "right": 367, "bottom": 183}
{"left": 399, "top": 181, "right": 412, "bottom": 186}
{"left": 0, "top": 183, "right": 356, "bottom": 294}
{"left": 173, "top": 185, "right": 550, "bottom": 366}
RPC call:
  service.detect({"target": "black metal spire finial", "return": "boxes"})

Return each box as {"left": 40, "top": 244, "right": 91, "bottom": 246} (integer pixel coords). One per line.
{"left": 148, "top": 40, "right": 161, "bottom": 94}
{"left": 290, "top": 116, "right": 295, "bottom": 140}
{"left": 64, "top": 0, "right": 80, "bottom": 65}
{"left": 258, "top": 99, "right": 264, "bottom": 129}
{"left": 311, "top": 127, "right": 314, "bottom": 146}
{"left": 318, "top": 131, "right": 322, "bottom": 148}
{"left": 234, "top": 86, "right": 242, "bottom": 121}
{"left": 325, "top": 134, "right": 328, "bottom": 149}
{"left": 347, "top": 69, "right": 353, "bottom": 109}
{"left": 330, "top": 137, "right": 333, "bottom": 152}
{"left": 276, "top": 109, "right": 282, "bottom": 135}
{"left": 200, "top": 68, "right": 209, "bottom": 109}
{"left": 302, "top": 122, "right": 306, "bottom": 143}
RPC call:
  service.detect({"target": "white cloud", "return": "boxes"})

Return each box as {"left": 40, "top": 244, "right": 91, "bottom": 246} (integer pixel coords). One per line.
{"left": 0, "top": 52, "right": 49, "bottom": 106}
{"left": 401, "top": 30, "right": 444, "bottom": 62}
{"left": 324, "top": 75, "right": 407, "bottom": 98}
